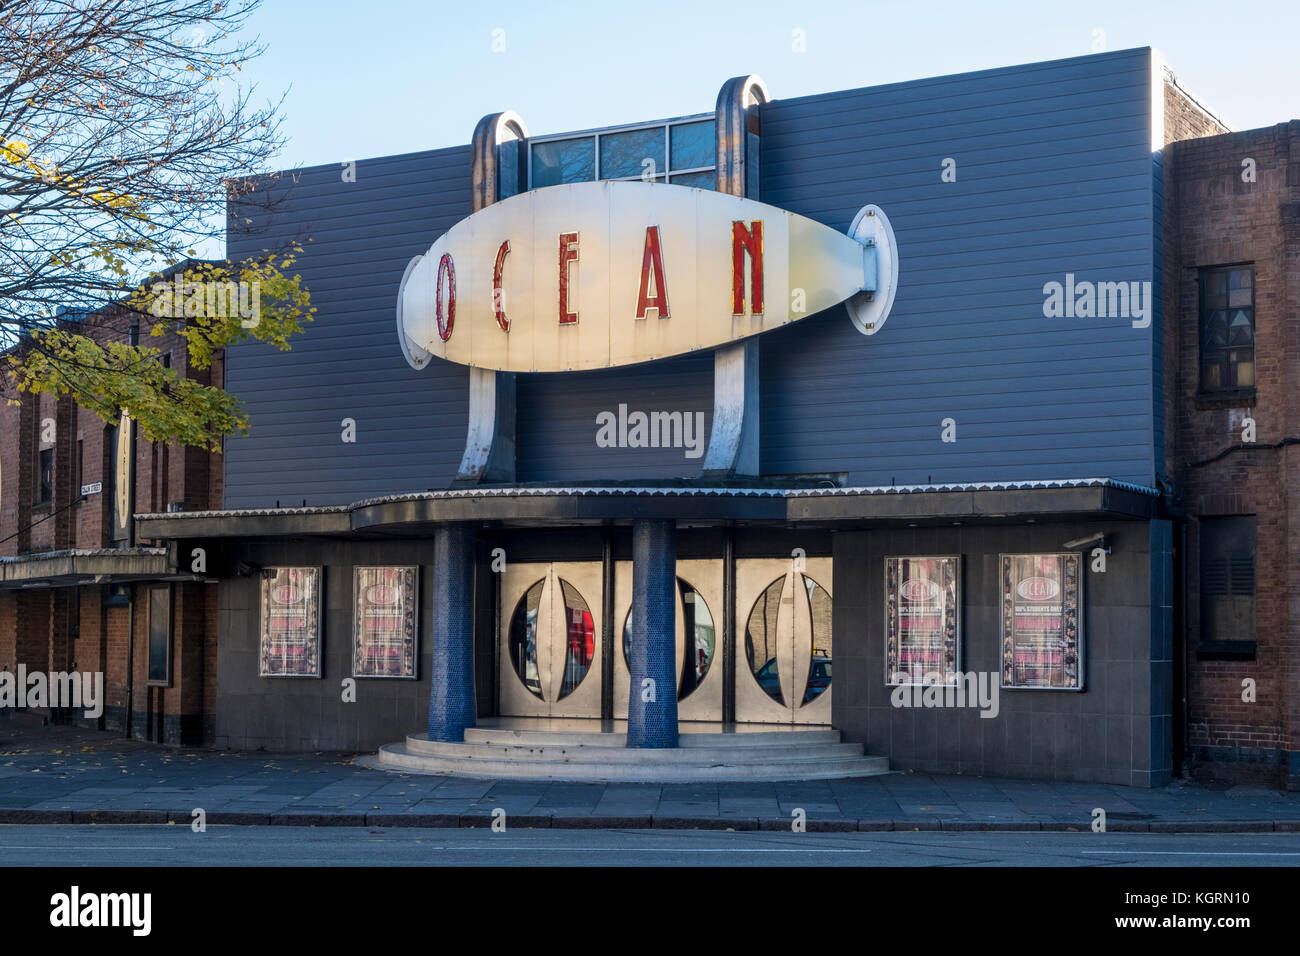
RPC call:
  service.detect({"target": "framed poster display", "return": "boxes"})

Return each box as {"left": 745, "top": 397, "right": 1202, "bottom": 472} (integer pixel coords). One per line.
{"left": 352, "top": 566, "right": 419, "bottom": 678}
{"left": 885, "top": 555, "right": 961, "bottom": 685}
{"left": 1000, "top": 553, "right": 1083, "bottom": 690}
{"left": 259, "top": 566, "right": 323, "bottom": 678}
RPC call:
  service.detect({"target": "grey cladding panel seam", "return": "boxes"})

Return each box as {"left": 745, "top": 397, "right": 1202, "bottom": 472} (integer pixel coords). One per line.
{"left": 224, "top": 146, "right": 473, "bottom": 507}
{"left": 759, "top": 48, "right": 1157, "bottom": 485}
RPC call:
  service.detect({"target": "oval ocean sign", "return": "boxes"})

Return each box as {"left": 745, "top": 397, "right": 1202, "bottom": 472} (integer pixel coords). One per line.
{"left": 397, "top": 180, "right": 876, "bottom": 373}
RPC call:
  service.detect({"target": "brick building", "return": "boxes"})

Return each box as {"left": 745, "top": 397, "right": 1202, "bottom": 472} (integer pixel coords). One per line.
{"left": 1164, "top": 118, "right": 1300, "bottom": 788}
{"left": 0, "top": 275, "right": 223, "bottom": 744}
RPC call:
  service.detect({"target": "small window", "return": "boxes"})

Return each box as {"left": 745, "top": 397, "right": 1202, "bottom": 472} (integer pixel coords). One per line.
{"left": 147, "top": 585, "right": 172, "bottom": 685}
{"left": 1199, "top": 265, "right": 1255, "bottom": 392}
{"left": 75, "top": 439, "right": 83, "bottom": 500}
{"left": 37, "top": 448, "right": 53, "bottom": 505}
{"left": 530, "top": 137, "right": 595, "bottom": 188}
{"left": 1199, "top": 516, "right": 1255, "bottom": 644}
{"left": 599, "top": 126, "right": 664, "bottom": 180}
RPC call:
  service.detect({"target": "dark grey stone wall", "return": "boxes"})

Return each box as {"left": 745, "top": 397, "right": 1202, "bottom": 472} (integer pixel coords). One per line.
{"left": 215, "top": 538, "right": 440, "bottom": 752}
{"left": 832, "top": 518, "right": 1171, "bottom": 787}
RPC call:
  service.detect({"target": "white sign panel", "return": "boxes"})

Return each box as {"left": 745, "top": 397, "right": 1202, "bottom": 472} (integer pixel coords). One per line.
{"left": 397, "top": 180, "right": 895, "bottom": 373}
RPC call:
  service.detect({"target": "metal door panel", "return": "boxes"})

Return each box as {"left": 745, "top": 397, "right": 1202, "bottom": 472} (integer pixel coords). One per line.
{"left": 735, "top": 557, "right": 833, "bottom": 725}
{"left": 498, "top": 561, "right": 603, "bottom": 718}
{"left": 613, "top": 558, "right": 724, "bottom": 722}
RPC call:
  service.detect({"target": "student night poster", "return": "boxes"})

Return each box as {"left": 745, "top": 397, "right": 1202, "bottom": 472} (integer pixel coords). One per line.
{"left": 885, "top": 556, "right": 960, "bottom": 686}
{"left": 352, "top": 566, "right": 419, "bottom": 678}
{"left": 259, "top": 567, "right": 322, "bottom": 677}
{"left": 1001, "top": 553, "right": 1082, "bottom": 690}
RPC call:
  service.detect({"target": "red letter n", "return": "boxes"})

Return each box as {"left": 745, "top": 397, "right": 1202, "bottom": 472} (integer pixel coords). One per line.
{"left": 731, "top": 220, "right": 764, "bottom": 316}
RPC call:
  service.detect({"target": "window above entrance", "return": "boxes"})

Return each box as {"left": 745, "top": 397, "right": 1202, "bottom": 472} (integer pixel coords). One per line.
{"left": 528, "top": 115, "right": 717, "bottom": 190}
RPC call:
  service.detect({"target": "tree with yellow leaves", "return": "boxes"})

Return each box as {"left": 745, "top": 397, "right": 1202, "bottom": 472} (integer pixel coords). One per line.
{"left": 0, "top": 0, "right": 314, "bottom": 449}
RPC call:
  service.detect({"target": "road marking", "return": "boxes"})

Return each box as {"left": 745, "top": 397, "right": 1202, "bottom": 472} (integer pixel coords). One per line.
{"left": 0, "top": 845, "right": 177, "bottom": 850}
{"left": 1081, "top": 850, "right": 1300, "bottom": 857}
{"left": 418, "top": 846, "right": 870, "bottom": 852}
{"left": 1, "top": 842, "right": 863, "bottom": 854}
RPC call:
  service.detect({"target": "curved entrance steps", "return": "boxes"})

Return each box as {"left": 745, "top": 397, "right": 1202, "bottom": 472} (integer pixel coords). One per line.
{"left": 368, "top": 723, "right": 891, "bottom": 782}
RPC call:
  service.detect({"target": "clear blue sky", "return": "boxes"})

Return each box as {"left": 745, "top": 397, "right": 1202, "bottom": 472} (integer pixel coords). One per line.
{"left": 239, "top": 0, "right": 1295, "bottom": 170}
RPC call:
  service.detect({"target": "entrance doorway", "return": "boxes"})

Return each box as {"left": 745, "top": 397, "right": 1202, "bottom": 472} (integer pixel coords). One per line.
{"left": 498, "top": 562, "right": 603, "bottom": 718}
{"left": 612, "top": 559, "right": 724, "bottom": 722}
{"left": 735, "top": 557, "right": 833, "bottom": 724}
{"left": 494, "top": 553, "right": 833, "bottom": 726}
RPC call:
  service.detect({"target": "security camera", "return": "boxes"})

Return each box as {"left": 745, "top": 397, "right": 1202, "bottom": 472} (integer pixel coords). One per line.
{"left": 1063, "top": 532, "right": 1110, "bottom": 552}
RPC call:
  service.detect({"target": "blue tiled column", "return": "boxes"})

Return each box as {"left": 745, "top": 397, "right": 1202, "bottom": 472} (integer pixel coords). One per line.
{"left": 428, "top": 523, "right": 477, "bottom": 742}
{"left": 627, "top": 519, "right": 679, "bottom": 748}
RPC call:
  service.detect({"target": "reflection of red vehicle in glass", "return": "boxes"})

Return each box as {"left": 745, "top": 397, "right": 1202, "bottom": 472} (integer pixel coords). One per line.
{"left": 568, "top": 607, "right": 594, "bottom": 666}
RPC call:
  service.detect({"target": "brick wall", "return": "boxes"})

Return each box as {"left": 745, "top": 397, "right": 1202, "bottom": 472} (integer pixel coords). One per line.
{"left": 1, "top": 300, "right": 225, "bottom": 742}
{"left": 1167, "top": 119, "right": 1300, "bottom": 787}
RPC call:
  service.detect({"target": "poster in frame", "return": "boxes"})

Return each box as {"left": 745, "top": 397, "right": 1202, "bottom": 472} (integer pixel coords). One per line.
{"left": 884, "top": 555, "right": 962, "bottom": 686}
{"left": 1000, "top": 552, "right": 1084, "bottom": 691}
{"left": 352, "top": 565, "right": 420, "bottom": 679}
{"left": 259, "top": 566, "right": 323, "bottom": 678}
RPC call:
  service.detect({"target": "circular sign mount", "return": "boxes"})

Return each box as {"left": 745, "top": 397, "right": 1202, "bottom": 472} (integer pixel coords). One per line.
{"left": 846, "top": 203, "right": 899, "bottom": 336}
{"left": 396, "top": 254, "right": 431, "bottom": 369}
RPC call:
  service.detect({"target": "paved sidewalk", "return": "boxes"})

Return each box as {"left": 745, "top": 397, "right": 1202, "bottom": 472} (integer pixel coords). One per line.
{"left": 2, "top": 723, "right": 1298, "bottom": 833}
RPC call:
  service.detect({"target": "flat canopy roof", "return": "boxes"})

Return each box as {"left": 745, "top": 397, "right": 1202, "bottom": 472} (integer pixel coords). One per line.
{"left": 0, "top": 548, "right": 207, "bottom": 589}
{"left": 134, "top": 479, "right": 1161, "bottom": 540}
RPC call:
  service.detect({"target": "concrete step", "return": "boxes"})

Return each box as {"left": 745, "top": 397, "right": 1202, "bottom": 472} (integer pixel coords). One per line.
{"left": 375, "top": 742, "right": 891, "bottom": 782}
{"left": 462, "top": 727, "right": 843, "bottom": 748}
{"left": 405, "top": 734, "right": 865, "bottom": 762}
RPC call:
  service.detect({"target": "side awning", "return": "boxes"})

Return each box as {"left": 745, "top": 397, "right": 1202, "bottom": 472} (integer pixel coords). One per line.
{"left": 0, "top": 548, "right": 204, "bottom": 589}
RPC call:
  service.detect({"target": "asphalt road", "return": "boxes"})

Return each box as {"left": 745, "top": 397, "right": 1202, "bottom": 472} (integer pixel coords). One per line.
{"left": 1, "top": 825, "right": 1298, "bottom": 866}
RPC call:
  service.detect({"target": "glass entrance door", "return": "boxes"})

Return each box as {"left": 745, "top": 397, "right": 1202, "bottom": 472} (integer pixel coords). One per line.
{"left": 612, "top": 559, "right": 724, "bottom": 722}
{"left": 735, "top": 557, "right": 833, "bottom": 724}
{"left": 499, "top": 562, "right": 603, "bottom": 718}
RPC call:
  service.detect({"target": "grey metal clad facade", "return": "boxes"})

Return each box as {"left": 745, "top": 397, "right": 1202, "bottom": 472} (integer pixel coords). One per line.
{"left": 760, "top": 48, "right": 1159, "bottom": 486}
{"left": 516, "top": 355, "right": 714, "bottom": 482}
{"left": 222, "top": 49, "right": 1160, "bottom": 505}
{"left": 223, "top": 146, "right": 473, "bottom": 508}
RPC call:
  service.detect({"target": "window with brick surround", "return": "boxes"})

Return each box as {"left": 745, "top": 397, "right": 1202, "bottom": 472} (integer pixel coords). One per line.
{"left": 1199, "top": 515, "right": 1256, "bottom": 644}
{"left": 147, "top": 584, "right": 172, "bottom": 686}
{"left": 37, "top": 448, "right": 53, "bottom": 505}
{"left": 1199, "top": 265, "right": 1255, "bottom": 393}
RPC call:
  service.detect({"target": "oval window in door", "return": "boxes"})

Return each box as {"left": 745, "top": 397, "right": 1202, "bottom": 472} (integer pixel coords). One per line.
{"left": 620, "top": 578, "right": 716, "bottom": 700}
{"left": 557, "top": 578, "right": 595, "bottom": 700}
{"left": 802, "top": 576, "right": 833, "bottom": 705}
{"left": 744, "top": 573, "right": 833, "bottom": 708}
{"left": 744, "top": 577, "right": 786, "bottom": 705}
{"left": 507, "top": 580, "right": 545, "bottom": 700}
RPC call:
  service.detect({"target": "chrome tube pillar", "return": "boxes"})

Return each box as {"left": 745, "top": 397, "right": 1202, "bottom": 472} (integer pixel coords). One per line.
{"left": 456, "top": 110, "right": 527, "bottom": 485}
{"left": 702, "top": 75, "right": 768, "bottom": 478}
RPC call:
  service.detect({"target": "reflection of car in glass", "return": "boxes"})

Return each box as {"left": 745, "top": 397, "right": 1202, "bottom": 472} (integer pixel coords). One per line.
{"left": 754, "top": 658, "right": 781, "bottom": 699}
{"left": 804, "top": 656, "right": 832, "bottom": 702}
{"left": 755, "top": 655, "right": 833, "bottom": 704}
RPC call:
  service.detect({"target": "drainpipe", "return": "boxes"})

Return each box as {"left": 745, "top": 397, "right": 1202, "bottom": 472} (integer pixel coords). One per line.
{"left": 124, "top": 587, "right": 134, "bottom": 740}
{"left": 123, "top": 323, "right": 138, "bottom": 741}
